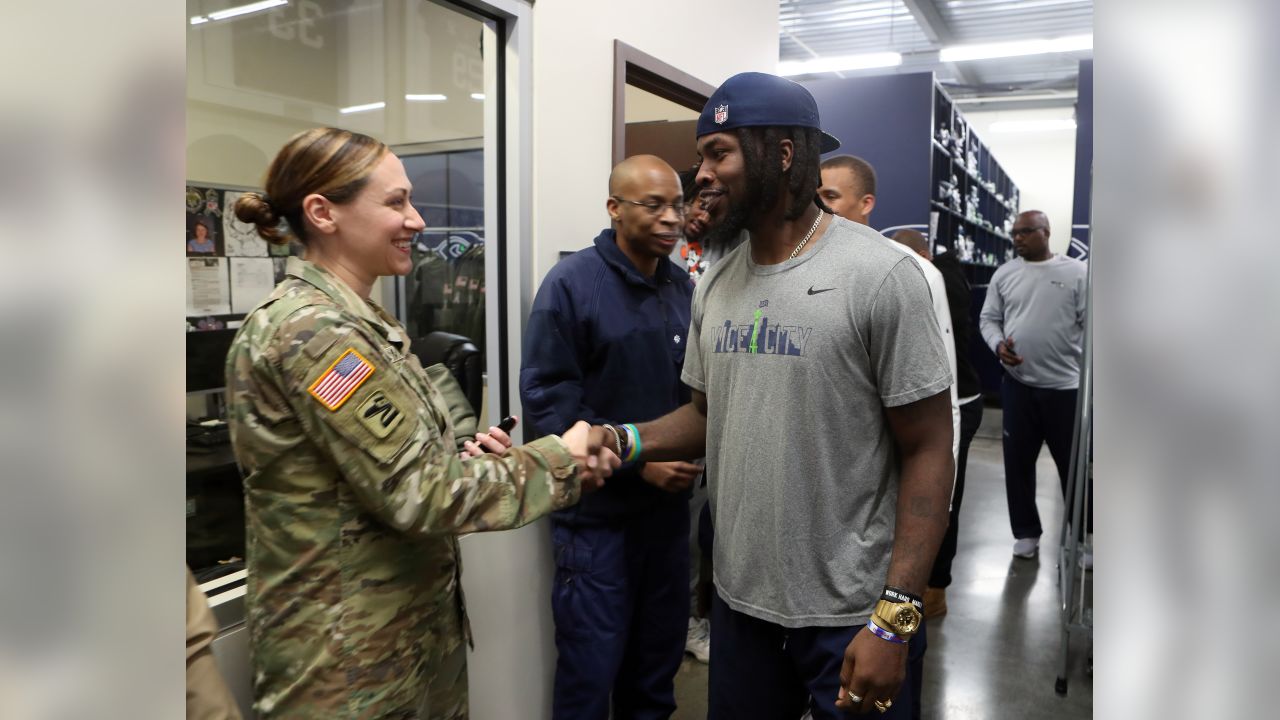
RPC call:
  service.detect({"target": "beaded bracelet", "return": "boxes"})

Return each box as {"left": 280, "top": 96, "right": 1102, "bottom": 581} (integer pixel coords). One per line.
{"left": 866, "top": 619, "right": 908, "bottom": 645}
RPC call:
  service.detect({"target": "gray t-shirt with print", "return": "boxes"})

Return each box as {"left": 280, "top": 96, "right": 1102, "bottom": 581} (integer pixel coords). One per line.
{"left": 682, "top": 216, "right": 952, "bottom": 628}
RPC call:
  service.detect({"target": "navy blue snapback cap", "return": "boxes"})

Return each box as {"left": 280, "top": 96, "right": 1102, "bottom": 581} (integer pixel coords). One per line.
{"left": 696, "top": 72, "right": 841, "bottom": 153}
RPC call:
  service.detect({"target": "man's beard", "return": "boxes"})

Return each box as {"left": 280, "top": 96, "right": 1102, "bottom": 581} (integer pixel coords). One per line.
{"left": 702, "top": 192, "right": 749, "bottom": 251}
{"left": 702, "top": 147, "right": 785, "bottom": 252}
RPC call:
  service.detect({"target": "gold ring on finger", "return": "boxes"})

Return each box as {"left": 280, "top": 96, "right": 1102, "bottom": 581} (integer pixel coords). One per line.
{"left": 847, "top": 691, "right": 863, "bottom": 704}
{"left": 874, "top": 698, "right": 893, "bottom": 713}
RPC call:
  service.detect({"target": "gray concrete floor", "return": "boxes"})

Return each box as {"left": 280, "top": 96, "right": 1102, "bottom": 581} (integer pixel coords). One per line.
{"left": 672, "top": 406, "right": 1093, "bottom": 719}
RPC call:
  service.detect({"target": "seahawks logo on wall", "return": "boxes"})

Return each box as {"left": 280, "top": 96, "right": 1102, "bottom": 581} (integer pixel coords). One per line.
{"left": 1068, "top": 228, "right": 1090, "bottom": 262}
{"left": 445, "top": 235, "right": 473, "bottom": 259}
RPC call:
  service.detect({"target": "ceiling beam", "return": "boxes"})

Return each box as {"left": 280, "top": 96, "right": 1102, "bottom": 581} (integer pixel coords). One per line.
{"left": 899, "top": 0, "right": 979, "bottom": 86}
{"left": 782, "top": 28, "right": 846, "bottom": 79}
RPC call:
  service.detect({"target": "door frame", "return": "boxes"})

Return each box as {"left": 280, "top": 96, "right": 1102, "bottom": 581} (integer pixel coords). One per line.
{"left": 611, "top": 40, "right": 716, "bottom": 166}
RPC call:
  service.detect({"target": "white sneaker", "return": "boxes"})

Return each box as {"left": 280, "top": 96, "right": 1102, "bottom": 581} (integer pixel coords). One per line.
{"left": 685, "top": 617, "right": 710, "bottom": 664}
{"left": 1013, "top": 537, "right": 1040, "bottom": 558}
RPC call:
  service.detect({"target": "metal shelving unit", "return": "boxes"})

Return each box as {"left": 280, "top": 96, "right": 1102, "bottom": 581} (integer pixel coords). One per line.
{"left": 930, "top": 82, "right": 1020, "bottom": 288}
{"left": 804, "top": 72, "right": 1023, "bottom": 395}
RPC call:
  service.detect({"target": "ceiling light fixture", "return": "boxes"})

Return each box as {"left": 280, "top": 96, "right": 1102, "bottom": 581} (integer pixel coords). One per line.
{"left": 470, "top": 93, "right": 486, "bottom": 101}
{"left": 956, "top": 91, "right": 1079, "bottom": 104}
{"left": 940, "top": 34, "right": 1092, "bottom": 63}
{"left": 339, "top": 102, "right": 386, "bottom": 114}
{"left": 989, "top": 119, "right": 1077, "bottom": 133}
{"left": 405, "top": 94, "right": 447, "bottom": 102}
{"left": 190, "top": 0, "right": 288, "bottom": 26}
{"left": 778, "top": 52, "right": 902, "bottom": 76}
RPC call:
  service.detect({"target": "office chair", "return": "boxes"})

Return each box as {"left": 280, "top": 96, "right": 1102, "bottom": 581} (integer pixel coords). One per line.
{"left": 414, "top": 331, "right": 484, "bottom": 416}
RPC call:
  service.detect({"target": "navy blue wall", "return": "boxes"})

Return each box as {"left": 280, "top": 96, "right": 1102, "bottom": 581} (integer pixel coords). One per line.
{"left": 803, "top": 73, "right": 935, "bottom": 233}
{"left": 1070, "top": 60, "right": 1093, "bottom": 254}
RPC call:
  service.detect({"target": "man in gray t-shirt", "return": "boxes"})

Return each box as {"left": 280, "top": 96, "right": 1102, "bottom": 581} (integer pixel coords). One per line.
{"left": 980, "top": 210, "right": 1089, "bottom": 561}
{"left": 684, "top": 216, "right": 952, "bottom": 626}
{"left": 592, "top": 72, "right": 954, "bottom": 720}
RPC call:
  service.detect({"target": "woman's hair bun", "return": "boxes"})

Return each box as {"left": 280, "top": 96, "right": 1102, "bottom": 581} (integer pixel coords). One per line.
{"left": 233, "top": 192, "right": 289, "bottom": 245}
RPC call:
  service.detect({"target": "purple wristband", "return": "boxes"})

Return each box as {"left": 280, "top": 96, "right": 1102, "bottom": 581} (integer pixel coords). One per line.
{"left": 866, "top": 619, "right": 908, "bottom": 644}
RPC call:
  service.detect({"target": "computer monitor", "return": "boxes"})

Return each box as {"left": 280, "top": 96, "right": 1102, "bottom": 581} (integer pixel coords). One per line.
{"left": 187, "top": 328, "right": 237, "bottom": 393}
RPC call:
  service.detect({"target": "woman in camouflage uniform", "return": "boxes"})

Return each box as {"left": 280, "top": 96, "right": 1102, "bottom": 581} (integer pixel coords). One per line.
{"left": 226, "top": 127, "right": 614, "bottom": 719}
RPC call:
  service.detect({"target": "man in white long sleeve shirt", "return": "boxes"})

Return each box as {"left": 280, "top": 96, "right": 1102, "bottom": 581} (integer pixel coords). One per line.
{"left": 979, "top": 210, "right": 1088, "bottom": 560}
{"left": 820, "top": 159, "right": 960, "bottom": 460}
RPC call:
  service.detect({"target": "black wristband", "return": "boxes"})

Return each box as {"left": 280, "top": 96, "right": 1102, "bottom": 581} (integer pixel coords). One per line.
{"left": 882, "top": 586, "right": 924, "bottom": 611}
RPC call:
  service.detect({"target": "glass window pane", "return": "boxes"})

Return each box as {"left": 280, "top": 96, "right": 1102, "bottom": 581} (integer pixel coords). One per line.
{"left": 185, "top": 0, "right": 493, "bottom": 573}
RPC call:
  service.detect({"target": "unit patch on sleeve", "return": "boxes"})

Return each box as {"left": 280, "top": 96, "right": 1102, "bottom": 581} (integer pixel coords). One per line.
{"left": 308, "top": 348, "right": 375, "bottom": 411}
{"left": 355, "top": 390, "right": 405, "bottom": 438}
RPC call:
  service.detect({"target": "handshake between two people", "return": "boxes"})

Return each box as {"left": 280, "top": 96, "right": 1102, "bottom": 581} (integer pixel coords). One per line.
{"left": 459, "top": 418, "right": 623, "bottom": 492}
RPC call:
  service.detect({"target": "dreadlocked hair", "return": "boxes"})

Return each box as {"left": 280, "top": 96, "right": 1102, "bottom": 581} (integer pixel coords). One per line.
{"left": 738, "top": 126, "right": 825, "bottom": 221}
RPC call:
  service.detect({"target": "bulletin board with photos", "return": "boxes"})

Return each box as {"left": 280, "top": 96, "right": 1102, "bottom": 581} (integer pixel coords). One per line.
{"left": 186, "top": 182, "right": 302, "bottom": 331}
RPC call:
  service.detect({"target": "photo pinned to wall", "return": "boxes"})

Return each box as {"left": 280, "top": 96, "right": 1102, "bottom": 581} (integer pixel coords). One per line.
{"left": 187, "top": 186, "right": 225, "bottom": 256}
{"left": 222, "top": 190, "right": 269, "bottom": 257}
{"left": 186, "top": 185, "right": 225, "bottom": 257}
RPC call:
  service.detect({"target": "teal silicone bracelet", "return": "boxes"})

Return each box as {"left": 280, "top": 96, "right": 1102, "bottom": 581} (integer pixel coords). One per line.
{"left": 624, "top": 423, "right": 642, "bottom": 462}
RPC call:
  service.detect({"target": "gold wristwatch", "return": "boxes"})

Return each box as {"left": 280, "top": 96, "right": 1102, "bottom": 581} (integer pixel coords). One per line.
{"left": 872, "top": 599, "right": 923, "bottom": 637}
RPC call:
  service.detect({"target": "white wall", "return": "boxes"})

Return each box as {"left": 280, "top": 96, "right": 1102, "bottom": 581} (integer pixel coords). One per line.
{"left": 964, "top": 107, "right": 1079, "bottom": 256}
{"left": 530, "top": 1, "right": 780, "bottom": 281}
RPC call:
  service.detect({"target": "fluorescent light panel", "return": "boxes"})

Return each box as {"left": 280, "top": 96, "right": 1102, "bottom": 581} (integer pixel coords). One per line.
{"left": 989, "top": 119, "right": 1077, "bottom": 133}
{"left": 339, "top": 101, "right": 386, "bottom": 114}
{"left": 190, "top": 0, "right": 287, "bottom": 25}
{"left": 956, "top": 91, "right": 1078, "bottom": 104}
{"left": 208, "top": 0, "right": 288, "bottom": 21}
{"left": 940, "top": 34, "right": 1092, "bottom": 63}
{"left": 405, "top": 94, "right": 447, "bottom": 102}
{"left": 778, "top": 52, "right": 902, "bottom": 76}
{"left": 470, "top": 93, "right": 486, "bottom": 101}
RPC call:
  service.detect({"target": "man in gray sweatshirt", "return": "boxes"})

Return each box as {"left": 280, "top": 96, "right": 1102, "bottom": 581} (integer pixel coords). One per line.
{"left": 979, "top": 210, "right": 1088, "bottom": 560}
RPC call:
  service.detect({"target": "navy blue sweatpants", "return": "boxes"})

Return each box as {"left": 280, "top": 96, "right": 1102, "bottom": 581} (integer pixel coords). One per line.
{"left": 708, "top": 593, "right": 925, "bottom": 720}
{"left": 1001, "top": 374, "right": 1092, "bottom": 539}
{"left": 551, "top": 504, "right": 690, "bottom": 720}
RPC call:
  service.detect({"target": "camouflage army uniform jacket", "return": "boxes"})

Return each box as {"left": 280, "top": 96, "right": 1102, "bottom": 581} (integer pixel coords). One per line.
{"left": 226, "top": 257, "right": 581, "bottom": 719}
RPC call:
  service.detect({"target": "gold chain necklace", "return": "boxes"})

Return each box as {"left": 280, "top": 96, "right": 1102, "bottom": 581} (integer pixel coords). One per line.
{"left": 788, "top": 210, "right": 826, "bottom": 260}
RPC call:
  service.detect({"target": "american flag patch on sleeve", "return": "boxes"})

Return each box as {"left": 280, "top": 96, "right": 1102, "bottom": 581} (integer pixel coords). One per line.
{"left": 308, "top": 348, "right": 376, "bottom": 411}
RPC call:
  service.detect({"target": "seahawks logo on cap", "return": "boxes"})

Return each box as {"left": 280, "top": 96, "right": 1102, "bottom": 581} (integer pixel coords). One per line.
{"left": 714, "top": 104, "right": 728, "bottom": 124}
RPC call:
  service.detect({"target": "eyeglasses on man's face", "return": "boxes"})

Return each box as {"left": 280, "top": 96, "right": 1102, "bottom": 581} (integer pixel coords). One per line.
{"left": 1010, "top": 226, "right": 1046, "bottom": 237}
{"left": 611, "top": 196, "right": 686, "bottom": 217}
